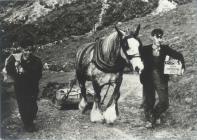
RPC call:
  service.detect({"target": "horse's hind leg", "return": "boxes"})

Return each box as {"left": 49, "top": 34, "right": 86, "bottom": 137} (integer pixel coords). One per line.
{"left": 90, "top": 81, "right": 104, "bottom": 123}
{"left": 78, "top": 80, "right": 88, "bottom": 113}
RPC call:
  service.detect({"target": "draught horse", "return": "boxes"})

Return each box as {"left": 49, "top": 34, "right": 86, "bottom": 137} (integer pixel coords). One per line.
{"left": 76, "top": 25, "right": 144, "bottom": 124}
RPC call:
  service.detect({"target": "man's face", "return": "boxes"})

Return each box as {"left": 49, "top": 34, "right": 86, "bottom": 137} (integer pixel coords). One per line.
{"left": 22, "top": 49, "right": 32, "bottom": 60}
{"left": 152, "top": 34, "right": 163, "bottom": 46}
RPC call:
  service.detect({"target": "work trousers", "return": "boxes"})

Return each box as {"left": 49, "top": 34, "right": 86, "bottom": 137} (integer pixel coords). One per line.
{"left": 143, "top": 69, "right": 169, "bottom": 121}
{"left": 14, "top": 81, "right": 38, "bottom": 126}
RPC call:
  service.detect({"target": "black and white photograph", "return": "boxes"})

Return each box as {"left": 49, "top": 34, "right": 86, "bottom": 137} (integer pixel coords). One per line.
{"left": 0, "top": 0, "right": 196, "bottom": 139}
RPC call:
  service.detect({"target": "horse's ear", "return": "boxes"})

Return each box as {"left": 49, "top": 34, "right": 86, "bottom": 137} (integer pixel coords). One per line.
{"left": 134, "top": 24, "right": 141, "bottom": 37}
{"left": 115, "top": 25, "right": 123, "bottom": 37}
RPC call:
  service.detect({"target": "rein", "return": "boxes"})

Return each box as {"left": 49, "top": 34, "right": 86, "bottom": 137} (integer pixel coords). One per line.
{"left": 127, "top": 53, "right": 141, "bottom": 59}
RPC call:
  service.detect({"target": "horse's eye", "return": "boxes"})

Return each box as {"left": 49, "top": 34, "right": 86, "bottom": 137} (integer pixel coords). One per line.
{"left": 124, "top": 42, "right": 129, "bottom": 50}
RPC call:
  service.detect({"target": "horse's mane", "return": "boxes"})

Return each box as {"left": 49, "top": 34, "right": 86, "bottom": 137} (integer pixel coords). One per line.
{"left": 102, "top": 32, "right": 119, "bottom": 54}
{"left": 92, "top": 31, "right": 126, "bottom": 72}
{"left": 101, "top": 31, "right": 126, "bottom": 61}
{"left": 102, "top": 30, "right": 126, "bottom": 53}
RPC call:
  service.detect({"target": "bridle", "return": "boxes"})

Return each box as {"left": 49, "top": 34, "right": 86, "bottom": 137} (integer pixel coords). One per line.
{"left": 127, "top": 53, "right": 141, "bottom": 59}
{"left": 120, "top": 36, "right": 141, "bottom": 71}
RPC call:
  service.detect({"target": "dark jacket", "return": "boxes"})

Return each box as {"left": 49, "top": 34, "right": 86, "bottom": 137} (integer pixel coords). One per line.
{"left": 140, "top": 44, "right": 185, "bottom": 83}
{"left": 6, "top": 54, "right": 42, "bottom": 94}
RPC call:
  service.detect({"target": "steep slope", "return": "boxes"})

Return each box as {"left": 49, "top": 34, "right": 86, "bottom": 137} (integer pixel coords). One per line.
{"left": 0, "top": 0, "right": 191, "bottom": 49}
{"left": 0, "top": 0, "right": 102, "bottom": 49}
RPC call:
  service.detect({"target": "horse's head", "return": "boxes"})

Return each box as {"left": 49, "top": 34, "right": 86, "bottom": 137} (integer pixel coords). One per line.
{"left": 115, "top": 24, "right": 144, "bottom": 73}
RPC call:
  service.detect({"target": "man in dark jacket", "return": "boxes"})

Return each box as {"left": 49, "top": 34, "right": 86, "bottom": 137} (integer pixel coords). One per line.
{"left": 140, "top": 29, "right": 185, "bottom": 128}
{"left": 5, "top": 46, "right": 42, "bottom": 132}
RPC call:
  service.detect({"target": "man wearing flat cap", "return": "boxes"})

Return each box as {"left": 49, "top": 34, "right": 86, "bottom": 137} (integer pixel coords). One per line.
{"left": 5, "top": 46, "right": 42, "bottom": 132}
{"left": 140, "top": 28, "right": 185, "bottom": 128}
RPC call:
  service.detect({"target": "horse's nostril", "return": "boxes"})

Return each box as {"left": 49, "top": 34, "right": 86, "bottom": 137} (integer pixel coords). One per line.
{"left": 135, "top": 67, "right": 139, "bottom": 73}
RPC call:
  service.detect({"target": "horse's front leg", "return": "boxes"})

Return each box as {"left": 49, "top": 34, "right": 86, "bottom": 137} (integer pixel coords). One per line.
{"left": 103, "top": 77, "right": 122, "bottom": 124}
{"left": 90, "top": 81, "right": 104, "bottom": 123}
{"left": 78, "top": 81, "right": 88, "bottom": 113}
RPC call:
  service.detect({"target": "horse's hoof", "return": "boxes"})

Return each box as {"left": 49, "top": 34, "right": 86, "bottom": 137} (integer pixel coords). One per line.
{"left": 103, "top": 104, "right": 117, "bottom": 124}
{"left": 90, "top": 109, "right": 104, "bottom": 123}
{"left": 79, "top": 98, "right": 88, "bottom": 113}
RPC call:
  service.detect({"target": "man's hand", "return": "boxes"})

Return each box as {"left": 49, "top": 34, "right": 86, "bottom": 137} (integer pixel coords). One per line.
{"left": 178, "top": 60, "right": 184, "bottom": 75}
{"left": 18, "top": 66, "right": 24, "bottom": 74}
{"left": 181, "top": 68, "right": 185, "bottom": 75}
{"left": 15, "top": 61, "right": 25, "bottom": 75}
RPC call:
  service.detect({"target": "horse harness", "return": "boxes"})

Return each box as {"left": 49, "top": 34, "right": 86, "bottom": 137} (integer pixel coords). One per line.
{"left": 92, "top": 39, "right": 125, "bottom": 73}
{"left": 92, "top": 36, "right": 141, "bottom": 73}
{"left": 91, "top": 36, "right": 141, "bottom": 103}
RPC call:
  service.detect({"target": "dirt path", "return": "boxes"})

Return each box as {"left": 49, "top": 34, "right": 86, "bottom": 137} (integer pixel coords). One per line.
{"left": 1, "top": 73, "right": 196, "bottom": 140}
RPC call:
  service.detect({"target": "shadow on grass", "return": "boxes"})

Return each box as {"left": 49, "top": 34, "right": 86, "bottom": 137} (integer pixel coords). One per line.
{"left": 59, "top": 102, "right": 93, "bottom": 111}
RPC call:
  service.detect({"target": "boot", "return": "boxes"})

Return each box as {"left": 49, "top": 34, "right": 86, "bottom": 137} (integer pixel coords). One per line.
{"left": 149, "top": 113, "right": 156, "bottom": 128}
{"left": 24, "top": 122, "right": 37, "bottom": 132}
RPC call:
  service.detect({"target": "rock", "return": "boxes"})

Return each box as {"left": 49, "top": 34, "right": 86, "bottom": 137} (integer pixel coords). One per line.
{"left": 152, "top": 0, "right": 177, "bottom": 15}
{"left": 185, "top": 97, "right": 192, "bottom": 104}
{"left": 83, "top": 125, "right": 89, "bottom": 129}
{"left": 43, "top": 63, "right": 50, "bottom": 70}
{"left": 117, "top": 22, "right": 122, "bottom": 25}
